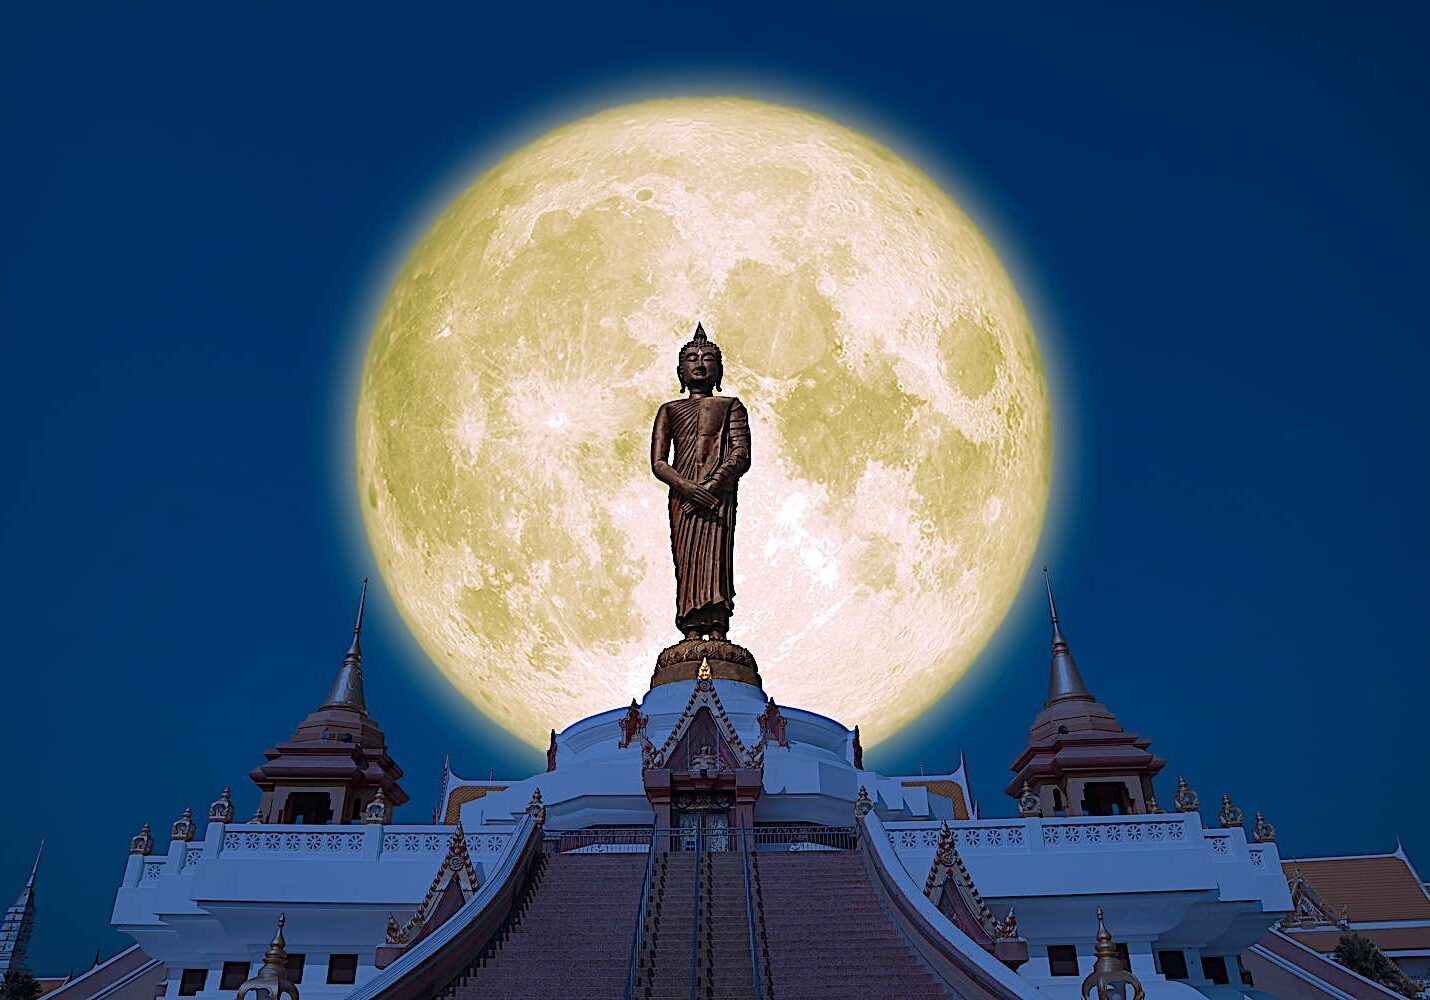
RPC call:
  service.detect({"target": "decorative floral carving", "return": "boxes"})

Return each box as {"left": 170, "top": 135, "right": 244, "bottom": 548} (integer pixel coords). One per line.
{"left": 388, "top": 824, "right": 482, "bottom": 946}
{"left": 649, "top": 674, "right": 754, "bottom": 771}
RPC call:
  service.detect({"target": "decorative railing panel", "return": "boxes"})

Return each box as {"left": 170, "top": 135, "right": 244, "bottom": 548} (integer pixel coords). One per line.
{"left": 221, "top": 829, "right": 368, "bottom": 856}
{"left": 885, "top": 815, "right": 1198, "bottom": 855}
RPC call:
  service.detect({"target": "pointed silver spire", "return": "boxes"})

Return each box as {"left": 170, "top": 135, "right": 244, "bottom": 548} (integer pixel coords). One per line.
{"left": 323, "top": 578, "right": 368, "bottom": 710}
{"left": 0, "top": 841, "right": 42, "bottom": 975}
{"left": 1043, "top": 567, "right": 1093, "bottom": 706}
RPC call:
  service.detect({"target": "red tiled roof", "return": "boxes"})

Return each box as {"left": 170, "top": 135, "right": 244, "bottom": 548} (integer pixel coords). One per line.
{"left": 1282, "top": 856, "right": 1430, "bottom": 922}
{"left": 1291, "top": 926, "right": 1430, "bottom": 955}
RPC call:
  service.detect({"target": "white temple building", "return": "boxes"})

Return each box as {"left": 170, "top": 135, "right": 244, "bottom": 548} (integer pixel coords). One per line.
{"left": 13, "top": 566, "right": 1408, "bottom": 1000}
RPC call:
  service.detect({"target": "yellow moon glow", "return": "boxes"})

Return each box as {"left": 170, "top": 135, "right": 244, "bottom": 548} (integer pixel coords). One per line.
{"left": 356, "top": 97, "right": 1050, "bottom": 749}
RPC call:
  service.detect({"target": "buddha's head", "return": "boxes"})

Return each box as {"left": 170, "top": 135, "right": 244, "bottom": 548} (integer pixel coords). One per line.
{"left": 677, "top": 323, "right": 723, "bottom": 393}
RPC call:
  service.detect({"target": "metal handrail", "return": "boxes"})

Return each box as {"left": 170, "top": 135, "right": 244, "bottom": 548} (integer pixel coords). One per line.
{"left": 739, "top": 824, "right": 765, "bottom": 1000}
{"left": 544, "top": 824, "right": 856, "bottom": 852}
{"left": 623, "top": 825, "right": 659, "bottom": 1000}
{"left": 689, "top": 825, "right": 702, "bottom": 1000}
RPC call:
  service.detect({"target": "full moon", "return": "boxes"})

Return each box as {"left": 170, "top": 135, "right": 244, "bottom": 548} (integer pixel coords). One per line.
{"left": 356, "top": 97, "right": 1050, "bottom": 749}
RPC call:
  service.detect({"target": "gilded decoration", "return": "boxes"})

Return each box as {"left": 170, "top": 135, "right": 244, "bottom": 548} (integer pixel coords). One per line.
{"left": 1252, "top": 810, "right": 1276, "bottom": 843}
{"left": 1080, "top": 907, "right": 1145, "bottom": 1000}
{"left": 363, "top": 788, "right": 391, "bottom": 825}
{"left": 855, "top": 786, "right": 873, "bottom": 816}
{"left": 171, "top": 807, "right": 197, "bottom": 843}
{"left": 208, "top": 787, "right": 235, "bottom": 824}
{"left": 1017, "top": 780, "right": 1042, "bottom": 818}
{"left": 128, "top": 822, "right": 153, "bottom": 856}
{"left": 1172, "top": 776, "right": 1200, "bottom": 813}
{"left": 237, "top": 913, "right": 300, "bottom": 1000}
{"left": 442, "top": 784, "right": 509, "bottom": 825}
{"left": 901, "top": 780, "right": 971, "bottom": 821}
{"left": 1218, "top": 794, "right": 1244, "bottom": 829}
{"left": 387, "top": 824, "right": 481, "bottom": 946}
{"left": 649, "top": 674, "right": 753, "bottom": 771}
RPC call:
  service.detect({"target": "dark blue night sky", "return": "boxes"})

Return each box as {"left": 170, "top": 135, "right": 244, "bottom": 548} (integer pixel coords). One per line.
{"left": 4, "top": 4, "right": 1427, "bottom": 975}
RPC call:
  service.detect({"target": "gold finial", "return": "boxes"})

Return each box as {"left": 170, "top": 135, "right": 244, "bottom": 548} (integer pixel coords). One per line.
{"left": 171, "top": 807, "right": 197, "bottom": 843}
{"left": 1145, "top": 794, "right": 1162, "bottom": 814}
{"left": 237, "top": 913, "right": 299, "bottom": 1000}
{"left": 1081, "top": 907, "right": 1145, "bottom": 1000}
{"left": 697, "top": 657, "right": 712, "bottom": 681}
{"left": 128, "top": 823, "right": 153, "bottom": 856}
{"left": 208, "top": 787, "right": 235, "bottom": 824}
{"left": 526, "top": 788, "right": 546, "bottom": 825}
{"left": 1219, "top": 794, "right": 1244, "bottom": 829}
{"left": 363, "top": 788, "right": 391, "bottom": 825}
{"left": 855, "top": 785, "right": 873, "bottom": 816}
{"left": 1252, "top": 810, "right": 1276, "bottom": 843}
{"left": 1018, "top": 780, "right": 1042, "bottom": 818}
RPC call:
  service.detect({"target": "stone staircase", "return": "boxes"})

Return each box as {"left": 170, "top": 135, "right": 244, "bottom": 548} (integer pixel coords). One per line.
{"left": 755, "top": 851, "right": 952, "bottom": 999}
{"left": 445, "top": 839, "right": 952, "bottom": 1000}
{"left": 634, "top": 849, "right": 759, "bottom": 999}
{"left": 448, "top": 849, "right": 646, "bottom": 999}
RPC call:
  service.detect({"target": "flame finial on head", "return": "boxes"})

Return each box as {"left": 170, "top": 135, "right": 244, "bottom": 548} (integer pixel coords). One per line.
{"left": 677, "top": 322, "right": 724, "bottom": 391}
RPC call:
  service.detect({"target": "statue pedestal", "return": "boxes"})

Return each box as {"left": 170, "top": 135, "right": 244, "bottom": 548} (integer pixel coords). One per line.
{"left": 650, "top": 639, "right": 762, "bottom": 690}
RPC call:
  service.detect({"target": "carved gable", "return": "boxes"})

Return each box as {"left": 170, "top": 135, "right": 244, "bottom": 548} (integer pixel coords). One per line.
{"left": 652, "top": 679, "right": 752, "bottom": 770}
{"left": 386, "top": 825, "right": 481, "bottom": 947}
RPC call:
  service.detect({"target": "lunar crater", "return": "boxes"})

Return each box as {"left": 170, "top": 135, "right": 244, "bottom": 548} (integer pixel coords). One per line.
{"left": 357, "top": 97, "right": 1050, "bottom": 748}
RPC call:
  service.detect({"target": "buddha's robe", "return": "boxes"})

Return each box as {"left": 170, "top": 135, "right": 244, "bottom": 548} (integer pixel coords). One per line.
{"left": 650, "top": 395, "right": 751, "bottom": 631}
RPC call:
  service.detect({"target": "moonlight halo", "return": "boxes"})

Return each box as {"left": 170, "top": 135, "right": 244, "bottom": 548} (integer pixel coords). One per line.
{"left": 357, "top": 97, "right": 1051, "bottom": 749}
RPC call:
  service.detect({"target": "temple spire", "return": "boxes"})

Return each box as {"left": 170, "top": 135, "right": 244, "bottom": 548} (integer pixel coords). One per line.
{"left": 1043, "top": 567, "right": 1093, "bottom": 706}
{"left": 0, "top": 842, "right": 42, "bottom": 975}
{"left": 323, "top": 578, "right": 368, "bottom": 710}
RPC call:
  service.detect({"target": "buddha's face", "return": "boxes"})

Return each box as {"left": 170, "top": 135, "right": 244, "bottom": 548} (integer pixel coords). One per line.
{"left": 679, "top": 345, "right": 721, "bottom": 392}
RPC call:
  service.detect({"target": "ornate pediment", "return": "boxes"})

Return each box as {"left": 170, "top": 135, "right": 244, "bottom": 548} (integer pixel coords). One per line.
{"left": 1281, "top": 864, "right": 1349, "bottom": 929}
{"left": 925, "top": 822, "right": 1019, "bottom": 948}
{"left": 650, "top": 677, "right": 754, "bottom": 771}
{"left": 385, "top": 824, "right": 481, "bottom": 946}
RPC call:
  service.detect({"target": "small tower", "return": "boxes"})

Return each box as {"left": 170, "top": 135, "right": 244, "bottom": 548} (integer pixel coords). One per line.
{"left": 0, "top": 843, "right": 42, "bottom": 976}
{"left": 249, "top": 580, "right": 409, "bottom": 824}
{"left": 1005, "top": 570, "right": 1164, "bottom": 817}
